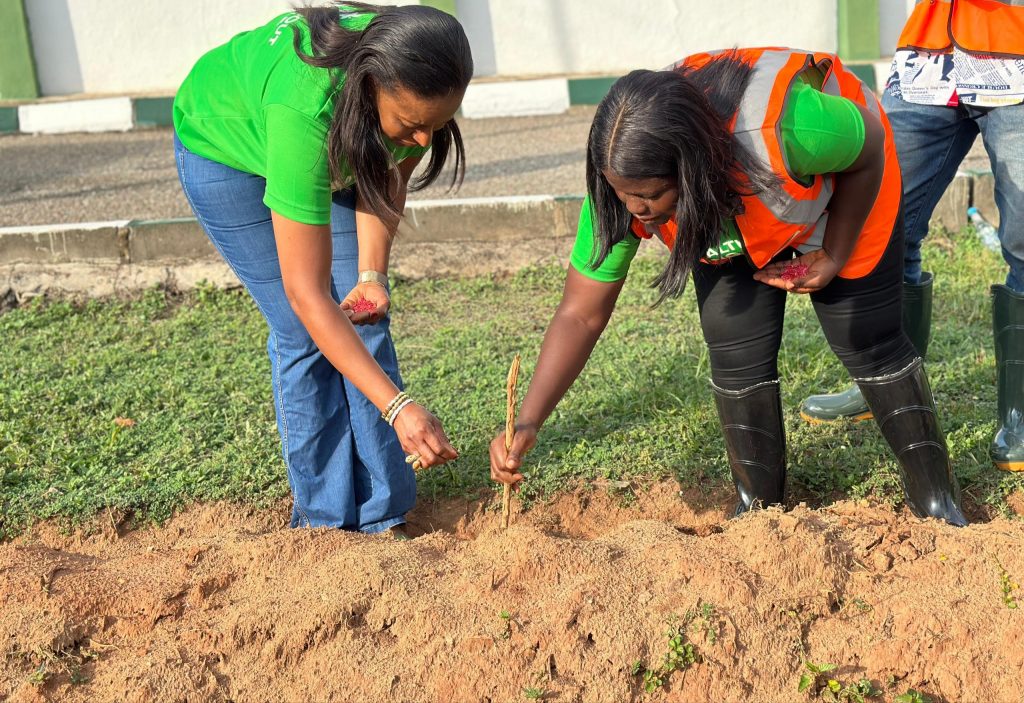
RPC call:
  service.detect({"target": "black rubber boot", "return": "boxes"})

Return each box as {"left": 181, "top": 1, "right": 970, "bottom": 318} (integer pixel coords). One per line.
{"left": 990, "top": 284, "right": 1024, "bottom": 472}
{"left": 855, "top": 358, "right": 967, "bottom": 526}
{"left": 800, "top": 272, "right": 934, "bottom": 424}
{"left": 711, "top": 379, "right": 786, "bottom": 516}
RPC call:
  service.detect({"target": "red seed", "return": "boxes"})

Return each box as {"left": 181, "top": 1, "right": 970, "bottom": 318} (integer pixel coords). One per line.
{"left": 351, "top": 298, "right": 376, "bottom": 313}
{"left": 780, "top": 262, "right": 809, "bottom": 281}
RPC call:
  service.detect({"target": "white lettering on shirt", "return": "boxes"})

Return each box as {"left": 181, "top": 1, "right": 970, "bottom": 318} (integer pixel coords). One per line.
{"left": 269, "top": 13, "right": 301, "bottom": 46}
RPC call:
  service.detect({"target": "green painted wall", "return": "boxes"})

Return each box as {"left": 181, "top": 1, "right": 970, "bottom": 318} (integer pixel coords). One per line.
{"left": 0, "top": 0, "right": 38, "bottom": 100}
{"left": 134, "top": 97, "right": 175, "bottom": 127}
{"left": 838, "top": 0, "right": 881, "bottom": 61}
{"left": 0, "top": 106, "right": 19, "bottom": 132}
{"left": 419, "top": 0, "right": 457, "bottom": 16}
{"left": 568, "top": 77, "right": 619, "bottom": 105}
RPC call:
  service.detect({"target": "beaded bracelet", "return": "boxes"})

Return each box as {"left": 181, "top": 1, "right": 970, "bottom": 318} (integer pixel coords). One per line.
{"left": 381, "top": 391, "right": 409, "bottom": 422}
{"left": 385, "top": 397, "right": 415, "bottom": 426}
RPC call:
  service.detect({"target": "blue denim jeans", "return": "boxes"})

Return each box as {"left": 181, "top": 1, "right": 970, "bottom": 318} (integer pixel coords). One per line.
{"left": 881, "top": 92, "right": 1024, "bottom": 292}
{"left": 174, "top": 133, "right": 415, "bottom": 533}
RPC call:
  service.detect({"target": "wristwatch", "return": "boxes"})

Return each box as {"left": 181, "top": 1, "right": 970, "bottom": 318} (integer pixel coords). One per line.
{"left": 358, "top": 270, "right": 389, "bottom": 288}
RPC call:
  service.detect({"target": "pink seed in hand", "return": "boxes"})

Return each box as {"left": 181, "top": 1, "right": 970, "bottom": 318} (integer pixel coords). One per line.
{"left": 352, "top": 298, "right": 376, "bottom": 313}
{"left": 781, "top": 262, "right": 810, "bottom": 281}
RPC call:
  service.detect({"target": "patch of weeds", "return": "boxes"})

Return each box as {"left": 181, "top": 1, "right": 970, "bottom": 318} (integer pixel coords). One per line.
{"left": 798, "top": 661, "right": 881, "bottom": 702}
{"left": 69, "top": 666, "right": 90, "bottom": 686}
{"left": 996, "top": 558, "right": 1019, "bottom": 609}
{"left": 19, "top": 642, "right": 101, "bottom": 689}
{"left": 893, "top": 690, "right": 931, "bottom": 703}
{"left": 27, "top": 663, "right": 49, "bottom": 686}
{"left": 522, "top": 669, "right": 550, "bottom": 700}
{"left": 849, "top": 597, "right": 872, "bottom": 614}
{"left": 633, "top": 613, "right": 701, "bottom": 694}
{"left": 694, "top": 602, "right": 718, "bottom": 644}
{"left": 499, "top": 609, "right": 513, "bottom": 639}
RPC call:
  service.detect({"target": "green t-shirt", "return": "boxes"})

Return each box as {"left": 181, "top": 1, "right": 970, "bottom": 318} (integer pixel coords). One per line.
{"left": 173, "top": 11, "right": 428, "bottom": 225}
{"left": 570, "top": 80, "right": 866, "bottom": 282}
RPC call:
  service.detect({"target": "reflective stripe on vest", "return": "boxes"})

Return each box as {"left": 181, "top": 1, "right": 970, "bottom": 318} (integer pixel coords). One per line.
{"left": 632, "top": 48, "right": 902, "bottom": 279}
{"left": 898, "top": 0, "right": 1024, "bottom": 59}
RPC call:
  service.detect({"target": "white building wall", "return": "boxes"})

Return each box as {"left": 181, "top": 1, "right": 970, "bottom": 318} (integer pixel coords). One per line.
{"left": 26, "top": 0, "right": 850, "bottom": 96}
{"left": 469, "top": 0, "right": 838, "bottom": 77}
{"left": 25, "top": 0, "right": 410, "bottom": 96}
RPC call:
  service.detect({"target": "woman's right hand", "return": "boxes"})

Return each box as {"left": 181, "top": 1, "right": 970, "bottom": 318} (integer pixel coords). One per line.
{"left": 489, "top": 424, "right": 538, "bottom": 486}
{"left": 392, "top": 402, "right": 458, "bottom": 470}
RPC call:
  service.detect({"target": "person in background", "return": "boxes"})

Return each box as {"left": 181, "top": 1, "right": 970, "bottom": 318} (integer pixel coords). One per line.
{"left": 801, "top": 0, "right": 1024, "bottom": 474}
{"left": 489, "top": 48, "right": 967, "bottom": 526}
{"left": 173, "top": 3, "right": 471, "bottom": 532}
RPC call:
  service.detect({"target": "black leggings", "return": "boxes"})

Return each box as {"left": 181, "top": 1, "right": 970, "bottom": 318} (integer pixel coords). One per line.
{"left": 693, "top": 221, "right": 916, "bottom": 391}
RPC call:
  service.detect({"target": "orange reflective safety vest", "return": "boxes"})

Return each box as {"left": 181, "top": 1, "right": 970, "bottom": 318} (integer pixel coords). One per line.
{"left": 630, "top": 47, "right": 902, "bottom": 279}
{"left": 898, "top": 0, "right": 1024, "bottom": 58}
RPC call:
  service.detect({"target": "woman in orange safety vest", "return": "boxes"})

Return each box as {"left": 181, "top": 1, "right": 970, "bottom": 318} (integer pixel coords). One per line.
{"left": 489, "top": 48, "right": 968, "bottom": 526}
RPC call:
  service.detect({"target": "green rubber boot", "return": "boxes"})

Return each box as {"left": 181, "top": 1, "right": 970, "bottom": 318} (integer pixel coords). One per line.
{"left": 990, "top": 284, "right": 1024, "bottom": 472}
{"left": 800, "top": 272, "right": 934, "bottom": 424}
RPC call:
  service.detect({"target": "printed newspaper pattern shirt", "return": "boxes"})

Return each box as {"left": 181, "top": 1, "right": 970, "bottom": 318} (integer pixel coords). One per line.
{"left": 886, "top": 48, "right": 1024, "bottom": 107}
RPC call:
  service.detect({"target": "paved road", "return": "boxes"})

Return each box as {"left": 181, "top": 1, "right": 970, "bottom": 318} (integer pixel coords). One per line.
{"left": 0, "top": 104, "right": 991, "bottom": 227}
{"left": 0, "top": 107, "right": 595, "bottom": 228}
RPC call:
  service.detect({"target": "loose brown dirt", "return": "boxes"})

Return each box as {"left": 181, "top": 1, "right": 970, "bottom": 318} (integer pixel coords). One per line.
{"left": 2, "top": 483, "right": 1023, "bottom": 703}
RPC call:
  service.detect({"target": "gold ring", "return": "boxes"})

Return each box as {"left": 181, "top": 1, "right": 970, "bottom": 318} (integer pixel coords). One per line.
{"left": 405, "top": 453, "right": 420, "bottom": 464}
{"left": 412, "top": 460, "right": 423, "bottom": 471}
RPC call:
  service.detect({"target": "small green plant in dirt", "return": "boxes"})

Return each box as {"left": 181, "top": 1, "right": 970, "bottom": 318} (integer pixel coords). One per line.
{"left": 798, "top": 661, "right": 881, "bottom": 702}
{"left": 695, "top": 602, "right": 719, "bottom": 644}
{"left": 499, "top": 609, "right": 513, "bottom": 639}
{"left": 893, "top": 690, "right": 931, "bottom": 703}
{"left": 996, "top": 559, "right": 1019, "bottom": 609}
{"left": 522, "top": 669, "right": 550, "bottom": 700}
{"left": 633, "top": 615, "right": 701, "bottom": 693}
{"left": 27, "top": 663, "right": 49, "bottom": 686}
{"left": 69, "top": 666, "right": 90, "bottom": 686}
{"left": 849, "top": 597, "right": 872, "bottom": 614}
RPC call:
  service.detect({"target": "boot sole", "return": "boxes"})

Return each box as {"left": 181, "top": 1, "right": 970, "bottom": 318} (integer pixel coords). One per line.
{"left": 994, "top": 460, "right": 1024, "bottom": 472}
{"left": 799, "top": 410, "right": 874, "bottom": 425}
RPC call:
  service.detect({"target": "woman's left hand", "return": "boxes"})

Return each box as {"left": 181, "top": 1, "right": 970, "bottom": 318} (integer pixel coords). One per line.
{"left": 340, "top": 282, "right": 390, "bottom": 324}
{"left": 753, "top": 249, "right": 843, "bottom": 294}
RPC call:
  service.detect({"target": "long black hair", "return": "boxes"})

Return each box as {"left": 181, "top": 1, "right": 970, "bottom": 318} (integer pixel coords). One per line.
{"left": 293, "top": 2, "right": 473, "bottom": 222}
{"left": 587, "top": 51, "right": 781, "bottom": 301}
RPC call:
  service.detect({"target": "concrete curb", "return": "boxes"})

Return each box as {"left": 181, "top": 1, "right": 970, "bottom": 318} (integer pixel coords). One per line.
{"left": 0, "top": 195, "right": 586, "bottom": 265}
{"left": 0, "top": 195, "right": 586, "bottom": 299}
{"left": 0, "top": 169, "right": 1000, "bottom": 302}
{"left": 0, "top": 96, "right": 173, "bottom": 135}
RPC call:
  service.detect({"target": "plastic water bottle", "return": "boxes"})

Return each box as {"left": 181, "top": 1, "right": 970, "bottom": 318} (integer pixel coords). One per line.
{"left": 967, "top": 207, "right": 1001, "bottom": 252}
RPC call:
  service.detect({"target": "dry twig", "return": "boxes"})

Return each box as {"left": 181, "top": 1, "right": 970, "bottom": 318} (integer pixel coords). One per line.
{"left": 502, "top": 354, "right": 521, "bottom": 529}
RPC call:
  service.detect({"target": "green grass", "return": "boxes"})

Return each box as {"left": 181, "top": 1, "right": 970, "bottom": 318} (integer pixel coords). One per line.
{"left": 1, "top": 228, "right": 1022, "bottom": 537}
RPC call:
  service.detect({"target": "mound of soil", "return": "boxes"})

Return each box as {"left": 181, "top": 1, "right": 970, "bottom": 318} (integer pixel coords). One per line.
{"left": 2, "top": 483, "right": 1022, "bottom": 703}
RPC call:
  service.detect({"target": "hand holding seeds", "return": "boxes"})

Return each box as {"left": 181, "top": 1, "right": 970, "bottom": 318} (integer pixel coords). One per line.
{"left": 341, "top": 282, "right": 390, "bottom": 324}
{"left": 752, "top": 249, "right": 842, "bottom": 294}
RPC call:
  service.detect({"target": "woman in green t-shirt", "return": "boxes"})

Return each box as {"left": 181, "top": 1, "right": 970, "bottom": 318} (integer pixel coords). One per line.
{"left": 488, "top": 49, "right": 967, "bottom": 527}
{"left": 172, "top": 3, "right": 471, "bottom": 533}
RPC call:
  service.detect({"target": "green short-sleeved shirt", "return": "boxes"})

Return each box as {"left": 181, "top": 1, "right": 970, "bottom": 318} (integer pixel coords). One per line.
{"left": 570, "top": 80, "right": 866, "bottom": 282}
{"left": 173, "top": 11, "right": 428, "bottom": 225}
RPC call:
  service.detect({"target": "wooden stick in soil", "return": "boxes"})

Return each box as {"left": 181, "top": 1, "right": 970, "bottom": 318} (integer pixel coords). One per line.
{"left": 502, "top": 353, "right": 521, "bottom": 529}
